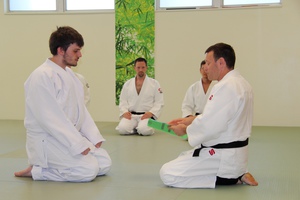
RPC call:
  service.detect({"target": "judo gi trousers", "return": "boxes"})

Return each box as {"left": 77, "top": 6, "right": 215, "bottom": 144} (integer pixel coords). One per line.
{"left": 160, "top": 143, "right": 248, "bottom": 188}
{"left": 117, "top": 114, "right": 154, "bottom": 136}
{"left": 31, "top": 140, "right": 112, "bottom": 182}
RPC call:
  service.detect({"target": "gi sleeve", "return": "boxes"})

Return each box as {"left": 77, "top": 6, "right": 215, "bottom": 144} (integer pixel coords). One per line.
{"left": 79, "top": 106, "right": 105, "bottom": 145}
{"left": 149, "top": 81, "right": 164, "bottom": 119}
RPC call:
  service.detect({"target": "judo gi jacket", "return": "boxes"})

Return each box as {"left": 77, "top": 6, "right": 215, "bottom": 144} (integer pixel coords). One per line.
{"left": 24, "top": 59, "right": 105, "bottom": 168}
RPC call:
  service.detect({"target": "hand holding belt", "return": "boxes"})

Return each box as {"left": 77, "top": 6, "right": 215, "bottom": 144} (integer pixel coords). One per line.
{"left": 192, "top": 138, "right": 249, "bottom": 157}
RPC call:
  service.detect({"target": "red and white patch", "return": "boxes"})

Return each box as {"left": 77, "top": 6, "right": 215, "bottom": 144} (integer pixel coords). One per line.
{"left": 158, "top": 88, "right": 163, "bottom": 93}
{"left": 209, "top": 95, "right": 214, "bottom": 100}
{"left": 209, "top": 149, "right": 215, "bottom": 156}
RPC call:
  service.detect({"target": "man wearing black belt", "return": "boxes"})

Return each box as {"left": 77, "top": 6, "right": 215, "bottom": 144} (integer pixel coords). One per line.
{"left": 160, "top": 43, "right": 258, "bottom": 188}
{"left": 116, "top": 57, "right": 164, "bottom": 136}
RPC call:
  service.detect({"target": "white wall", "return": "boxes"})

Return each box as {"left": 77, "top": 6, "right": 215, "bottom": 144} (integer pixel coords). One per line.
{"left": 0, "top": 1, "right": 299, "bottom": 126}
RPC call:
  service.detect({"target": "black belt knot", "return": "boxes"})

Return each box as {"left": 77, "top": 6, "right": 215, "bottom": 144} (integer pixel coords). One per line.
{"left": 192, "top": 138, "right": 249, "bottom": 157}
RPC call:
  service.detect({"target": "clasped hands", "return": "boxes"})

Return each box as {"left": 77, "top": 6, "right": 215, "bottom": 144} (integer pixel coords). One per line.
{"left": 81, "top": 142, "right": 102, "bottom": 155}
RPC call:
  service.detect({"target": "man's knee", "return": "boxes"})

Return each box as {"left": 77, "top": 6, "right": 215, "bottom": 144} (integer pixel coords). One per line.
{"left": 160, "top": 165, "right": 176, "bottom": 186}
{"left": 136, "top": 127, "right": 154, "bottom": 136}
{"left": 97, "top": 155, "right": 112, "bottom": 176}
{"left": 117, "top": 125, "right": 134, "bottom": 135}
{"left": 76, "top": 160, "right": 100, "bottom": 182}
{"left": 137, "top": 130, "right": 154, "bottom": 136}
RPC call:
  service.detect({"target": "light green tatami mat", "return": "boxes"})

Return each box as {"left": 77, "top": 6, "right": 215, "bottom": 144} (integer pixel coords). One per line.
{"left": 0, "top": 120, "right": 299, "bottom": 200}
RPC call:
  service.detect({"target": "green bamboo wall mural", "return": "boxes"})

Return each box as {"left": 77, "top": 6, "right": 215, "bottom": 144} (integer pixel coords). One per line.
{"left": 115, "top": 0, "right": 155, "bottom": 105}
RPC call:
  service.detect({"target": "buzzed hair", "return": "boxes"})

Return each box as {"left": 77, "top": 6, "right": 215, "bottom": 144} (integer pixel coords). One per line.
{"left": 205, "top": 43, "right": 236, "bottom": 69}
{"left": 134, "top": 57, "right": 147, "bottom": 66}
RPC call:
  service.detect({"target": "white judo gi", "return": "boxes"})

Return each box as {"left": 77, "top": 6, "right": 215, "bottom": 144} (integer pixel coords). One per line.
{"left": 117, "top": 75, "right": 164, "bottom": 135}
{"left": 181, "top": 79, "right": 217, "bottom": 117}
{"left": 160, "top": 70, "right": 253, "bottom": 188}
{"left": 24, "top": 59, "right": 112, "bottom": 182}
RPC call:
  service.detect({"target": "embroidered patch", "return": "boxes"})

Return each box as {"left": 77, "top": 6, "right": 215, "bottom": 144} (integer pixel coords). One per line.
{"left": 209, "top": 149, "right": 215, "bottom": 156}
{"left": 158, "top": 88, "right": 163, "bottom": 93}
{"left": 209, "top": 95, "right": 214, "bottom": 100}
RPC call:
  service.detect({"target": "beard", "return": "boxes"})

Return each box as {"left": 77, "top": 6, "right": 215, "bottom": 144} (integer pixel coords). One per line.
{"left": 138, "top": 72, "right": 145, "bottom": 78}
{"left": 64, "top": 60, "right": 78, "bottom": 67}
{"left": 63, "top": 54, "right": 78, "bottom": 67}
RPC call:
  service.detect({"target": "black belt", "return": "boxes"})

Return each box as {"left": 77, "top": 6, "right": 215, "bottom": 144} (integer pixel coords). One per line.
{"left": 130, "top": 111, "right": 155, "bottom": 120}
{"left": 192, "top": 138, "right": 249, "bottom": 157}
{"left": 130, "top": 111, "right": 145, "bottom": 115}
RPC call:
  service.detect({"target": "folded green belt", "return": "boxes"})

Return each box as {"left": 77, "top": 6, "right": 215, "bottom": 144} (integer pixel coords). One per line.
{"left": 147, "top": 119, "right": 188, "bottom": 139}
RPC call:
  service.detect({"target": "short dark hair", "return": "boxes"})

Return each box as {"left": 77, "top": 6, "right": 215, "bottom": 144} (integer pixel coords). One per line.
{"left": 200, "top": 60, "right": 206, "bottom": 69}
{"left": 134, "top": 57, "right": 147, "bottom": 66}
{"left": 205, "top": 43, "right": 236, "bottom": 69}
{"left": 49, "top": 26, "right": 84, "bottom": 55}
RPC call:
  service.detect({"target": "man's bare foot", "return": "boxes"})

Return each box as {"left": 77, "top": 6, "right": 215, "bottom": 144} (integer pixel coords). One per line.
{"left": 14, "top": 166, "right": 33, "bottom": 177}
{"left": 240, "top": 172, "right": 258, "bottom": 186}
